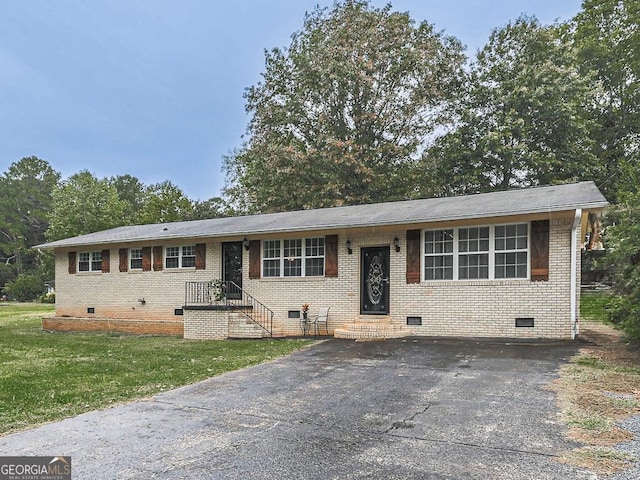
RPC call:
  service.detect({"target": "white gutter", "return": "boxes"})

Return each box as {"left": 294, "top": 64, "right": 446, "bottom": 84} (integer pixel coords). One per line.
{"left": 571, "top": 208, "right": 582, "bottom": 339}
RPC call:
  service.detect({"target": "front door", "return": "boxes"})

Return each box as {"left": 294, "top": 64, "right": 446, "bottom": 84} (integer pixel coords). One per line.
{"left": 222, "top": 242, "right": 243, "bottom": 300}
{"left": 360, "top": 246, "right": 390, "bottom": 315}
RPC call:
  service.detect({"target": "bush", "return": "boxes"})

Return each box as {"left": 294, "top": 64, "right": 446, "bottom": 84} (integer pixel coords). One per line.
{"left": 4, "top": 273, "right": 46, "bottom": 302}
{"left": 40, "top": 291, "right": 55, "bottom": 303}
{"left": 603, "top": 186, "right": 640, "bottom": 339}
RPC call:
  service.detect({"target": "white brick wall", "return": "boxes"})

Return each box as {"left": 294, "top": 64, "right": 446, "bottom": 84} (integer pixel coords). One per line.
{"left": 54, "top": 213, "right": 580, "bottom": 339}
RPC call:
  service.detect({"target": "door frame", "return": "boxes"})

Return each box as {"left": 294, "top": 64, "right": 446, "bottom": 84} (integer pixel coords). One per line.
{"left": 222, "top": 241, "right": 243, "bottom": 299}
{"left": 360, "top": 246, "right": 391, "bottom": 315}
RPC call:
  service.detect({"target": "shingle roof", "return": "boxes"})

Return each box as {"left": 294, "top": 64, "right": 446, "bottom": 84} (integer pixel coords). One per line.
{"left": 35, "top": 181, "right": 608, "bottom": 250}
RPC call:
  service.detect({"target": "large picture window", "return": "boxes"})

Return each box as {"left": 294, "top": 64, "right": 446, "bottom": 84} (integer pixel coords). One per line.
{"left": 423, "top": 224, "right": 529, "bottom": 281}
{"left": 78, "top": 251, "right": 102, "bottom": 272}
{"left": 165, "top": 245, "right": 196, "bottom": 269}
{"left": 263, "top": 237, "right": 325, "bottom": 277}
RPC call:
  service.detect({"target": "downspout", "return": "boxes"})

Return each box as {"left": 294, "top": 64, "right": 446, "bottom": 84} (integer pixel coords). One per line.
{"left": 570, "top": 208, "right": 582, "bottom": 339}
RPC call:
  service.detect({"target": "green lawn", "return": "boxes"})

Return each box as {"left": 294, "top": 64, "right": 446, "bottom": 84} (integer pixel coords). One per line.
{"left": 0, "top": 304, "right": 313, "bottom": 435}
{"left": 581, "top": 290, "right": 611, "bottom": 322}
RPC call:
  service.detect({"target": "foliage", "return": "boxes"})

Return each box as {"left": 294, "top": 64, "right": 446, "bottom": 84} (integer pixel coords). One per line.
{"left": 110, "top": 174, "right": 147, "bottom": 224}
{"left": 4, "top": 273, "right": 46, "bottom": 301}
{"left": 428, "top": 16, "right": 598, "bottom": 195}
{"left": 0, "top": 157, "right": 60, "bottom": 277}
{"left": 0, "top": 305, "right": 312, "bottom": 434}
{"left": 187, "top": 197, "right": 233, "bottom": 220}
{"left": 602, "top": 170, "right": 640, "bottom": 338}
{"left": 46, "top": 170, "right": 129, "bottom": 241}
{"left": 224, "top": 0, "right": 465, "bottom": 213}
{"left": 139, "top": 180, "right": 194, "bottom": 224}
{"left": 210, "top": 279, "right": 226, "bottom": 301}
{"left": 572, "top": 0, "right": 640, "bottom": 202}
{"left": 40, "top": 291, "right": 55, "bottom": 303}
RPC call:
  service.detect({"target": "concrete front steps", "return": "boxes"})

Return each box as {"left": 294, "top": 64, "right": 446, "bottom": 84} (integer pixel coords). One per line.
{"left": 228, "top": 313, "right": 280, "bottom": 338}
{"left": 334, "top": 317, "right": 411, "bottom": 341}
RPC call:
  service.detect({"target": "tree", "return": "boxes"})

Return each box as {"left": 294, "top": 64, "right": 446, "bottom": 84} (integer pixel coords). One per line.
{"left": 4, "top": 272, "right": 46, "bottom": 302}
{"left": 427, "top": 16, "right": 599, "bottom": 196}
{"left": 573, "top": 0, "right": 640, "bottom": 202}
{"left": 110, "top": 174, "right": 146, "bottom": 224}
{"left": 139, "top": 181, "right": 194, "bottom": 224}
{"left": 0, "top": 157, "right": 60, "bottom": 277}
{"left": 224, "top": 0, "right": 465, "bottom": 213}
{"left": 46, "top": 171, "right": 128, "bottom": 241}
{"left": 603, "top": 160, "right": 640, "bottom": 337}
{"left": 187, "top": 197, "right": 233, "bottom": 221}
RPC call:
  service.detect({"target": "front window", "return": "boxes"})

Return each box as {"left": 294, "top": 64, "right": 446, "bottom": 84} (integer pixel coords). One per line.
{"left": 263, "top": 237, "right": 325, "bottom": 277}
{"left": 494, "top": 224, "right": 528, "bottom": 279}
{"left": 130, "top": 248, "right": 143, "bottom": 270}
{"left": 424, "top": 229, "right": 453, "bottom": 280}
{"left": 458, "top": 227, "right": 490, "bottom": 279}
{"left": 78, "top": 251, "right": 102, "bottom": 272}
{"left": 165, "top": 245, "right": 196, "bottom": 269}
{"left": 423, "top": 223, "right": 529, "bottom": 281}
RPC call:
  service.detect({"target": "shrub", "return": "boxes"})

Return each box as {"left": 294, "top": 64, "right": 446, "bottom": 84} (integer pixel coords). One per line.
{"left": 40, "top": 291, "right": 55, "bottom": 303}
{"left": 4, "top": 273, "right": 46, "bottom": 302}
{"left": 604, "top": 188, "right": 640, "bottom": 339}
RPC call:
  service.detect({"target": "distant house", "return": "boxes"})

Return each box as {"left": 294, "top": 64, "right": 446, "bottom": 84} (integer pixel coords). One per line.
{"left": 36, "top": 181, "right": 608, "bottom": 340}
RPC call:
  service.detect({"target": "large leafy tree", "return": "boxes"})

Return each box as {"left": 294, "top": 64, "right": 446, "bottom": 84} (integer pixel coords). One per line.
{"left": 0, "top": 157, "right": 60, "bottom": 275}
{"left": 46, "top": 170, "right": 128, "bottom": 241}
{"left": 603, "top": 160, "right": 640, "bottom": 337}
{"left": 573, "top": 0, "right": 639, "bottom": 202}
{"left": 139, "top": 180, "right": 194, "bottom": 224}
{"left": 427, "top": 16, "right": 598, "bottom": 195}
{"left": 224, "top": 0, "right": 465, "bottom": 213}
{"left": 110, "top": 174, "right": 147, "bottom": 224}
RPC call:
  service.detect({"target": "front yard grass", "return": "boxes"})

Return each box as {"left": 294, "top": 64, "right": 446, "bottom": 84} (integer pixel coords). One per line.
{"left": 0, "top": 304, "right": 313, "bottom": 436}
{"left": 550, "top": 290, "right": 640, "bottom": 475}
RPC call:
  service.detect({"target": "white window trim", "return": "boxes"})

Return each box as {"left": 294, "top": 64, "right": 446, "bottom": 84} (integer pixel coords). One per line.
{"left": 78, "top": 251, "right": 102, "bottom": 273}
{"left": 422, "top": 223, "right": 530, "bottom": 282}
{"left": 164, "top": 245, "right": 196, "bottom": 269}
{"left": 262, "top": 237, "right": 325, "bottom": 278}
{"left": 129, "top": 248, "right": 143, "bottom": 270}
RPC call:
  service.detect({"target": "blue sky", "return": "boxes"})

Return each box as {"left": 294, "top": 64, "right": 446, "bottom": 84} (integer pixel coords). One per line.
{"left": 0, "top": 0, "right": 583, "bottom": 201}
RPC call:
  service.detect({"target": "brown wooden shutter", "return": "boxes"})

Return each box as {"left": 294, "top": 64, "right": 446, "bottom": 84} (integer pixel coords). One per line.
{"left": 101, "top": 249, "right": 110, "bottom": 273}
{"left": 141, "top": 247, "right": 151, "bottom": 271}
{"left": 68, "top": 251, "right": 77, "bottom": 274}
{"left": 249, "top": 240, "right": 261, "bottom": 279}
{"left": 153, "top": 246, "right": 163, "bottom": 271}
{"left": 406, "top": 229, "right": 421, "bottom": 284}
{"left": 530, "top": 220, "right": 550, "bottom": 281}
{"left": 195, "top": 243, "right": 206, "bottom": 270}
{"left": 325, "top": 234, "right": 338, "bottom": 277}
{"left": 119, "top": 248, "right": 128, "bottom": 272}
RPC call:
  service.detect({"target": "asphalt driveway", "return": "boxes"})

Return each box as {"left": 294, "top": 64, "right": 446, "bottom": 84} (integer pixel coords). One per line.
{"left": 0, "top": 338, "right": 598, "bottom": 479}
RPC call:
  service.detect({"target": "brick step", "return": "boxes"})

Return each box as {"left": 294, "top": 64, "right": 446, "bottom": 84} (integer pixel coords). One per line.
{"left": 334, "top": 320, "right": 411, "bottom": 341}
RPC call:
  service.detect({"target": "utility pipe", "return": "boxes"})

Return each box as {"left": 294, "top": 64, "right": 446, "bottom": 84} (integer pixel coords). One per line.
{"left": 570, "top": 208, "right": 582, "bottom": 339}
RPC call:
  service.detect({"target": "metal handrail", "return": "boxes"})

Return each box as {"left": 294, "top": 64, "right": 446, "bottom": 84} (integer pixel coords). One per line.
{"left": 184, "top": 281, "right": 273, "bottom": 337}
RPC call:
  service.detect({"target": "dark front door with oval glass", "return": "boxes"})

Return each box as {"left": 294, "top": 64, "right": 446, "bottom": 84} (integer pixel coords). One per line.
{"left": 361, "top": 246, "right": 390, "bottom": 315}
{"left": 223, "top": 242, "right": 243, "bottom": 300}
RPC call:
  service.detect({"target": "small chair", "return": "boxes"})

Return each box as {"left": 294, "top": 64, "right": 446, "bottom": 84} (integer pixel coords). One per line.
{"left": 311, "top": 307, "right": 330, "bottom": 336}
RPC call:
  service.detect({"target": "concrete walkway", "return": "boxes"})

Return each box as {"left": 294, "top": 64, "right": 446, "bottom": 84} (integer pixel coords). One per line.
{"left": 0, "top": 338, "right": 598, "bottom": 479}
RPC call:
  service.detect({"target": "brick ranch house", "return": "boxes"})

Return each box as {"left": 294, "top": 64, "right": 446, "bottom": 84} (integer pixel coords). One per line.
{"left": 36, "top": 181, "right": 607, "bottom": 340}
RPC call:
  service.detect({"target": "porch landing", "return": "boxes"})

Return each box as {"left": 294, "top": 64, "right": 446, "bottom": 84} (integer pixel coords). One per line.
{"left": 334, "top": 317, "right": 411, "bottom": 340}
